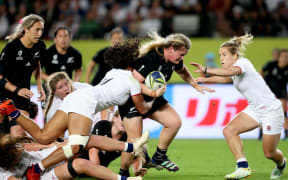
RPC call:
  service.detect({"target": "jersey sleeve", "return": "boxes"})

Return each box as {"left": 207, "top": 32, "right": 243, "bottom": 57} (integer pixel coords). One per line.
{"left": 233, "top": 58, "right": 247, "bottom": 74}
{"left": 74, "top": 49, "right": 82, "bottom": 69}
{"left": 128, "top": 74, "right": 141, "bottom": 96}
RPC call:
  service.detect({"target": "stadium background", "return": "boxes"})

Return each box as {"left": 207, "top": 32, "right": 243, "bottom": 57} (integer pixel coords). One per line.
{"left": 0, "top": 0, "right": 288, "bottom": 179}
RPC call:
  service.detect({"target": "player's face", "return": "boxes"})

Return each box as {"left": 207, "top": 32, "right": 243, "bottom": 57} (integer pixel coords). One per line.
{"left": 278, "top": 51, "right": 288, "bottom": 66}
{"left": 111, "top": 33, "right": 124, "bottom": 46}
{"left": 165, "top": 46, "right": 188, "bottom": 64}
{"left": 219, "top": 47, "right": 238, "bottom": 68}
{"left": 54, "top": 29, "right": 70, "bottom": 49}
{"left": 112, "top": 115, "right": 125, "bottom": 132}
{"left": 54, "top": 79, "right": 72, "bottom": 100}
{"left": 25, "top": 21, "right": 44, "bottom": 44}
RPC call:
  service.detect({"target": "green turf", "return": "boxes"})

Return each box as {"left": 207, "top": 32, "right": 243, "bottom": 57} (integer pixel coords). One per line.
{"left": 77, "top": 138, "right": 288, "bottom": 180}
{"left": 1, "top": 38, "right": 288, "bottom": 83}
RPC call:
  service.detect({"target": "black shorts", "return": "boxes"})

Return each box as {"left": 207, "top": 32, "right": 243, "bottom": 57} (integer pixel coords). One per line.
{"left": 119, "top": 95, "right": 168, "bottom": 119}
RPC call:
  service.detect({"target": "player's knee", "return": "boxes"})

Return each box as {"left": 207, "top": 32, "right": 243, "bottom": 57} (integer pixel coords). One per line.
{"left": 70, "top": 158, "right": 89, "bottom": 175}
{"left": 63, "top": 135, "right": 90, "bottom": 158}
{"left": 169, "top": 117, "right": 182, "bottom": 130}
{"left": 263, "top": 149, "right": 275, "bottom": 159}
{"left": 36, "top": 135, "right": 55, "bottom": 145}
{"left": 223, "top": 126, "right": 234, "bottom": 138}
{"left": 176, "top": 118, "right": 182, "bottom": 129}
{"left": 67, "top": 158, "right": 88, "bottom": 178}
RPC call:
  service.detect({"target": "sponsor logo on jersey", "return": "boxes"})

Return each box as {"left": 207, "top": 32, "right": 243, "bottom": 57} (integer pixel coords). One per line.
{"left": 129, "top": 107, "right": 138, "bottom": 113}
{"left": 25, "top": 62, "right": 31, "bottom": 67}
{"left": 52, "top": 54, "right": 58, "bottom": 64}
{"left": 33, "top": 51, "right": 40, "bottom": 58}
{"left": 60, "top": 65, "right": 66, "bottom": 70}
{"left": 16, "top": 50, "right": 23, "bottom": 60}
{"left": 67, "top": 57, "right": 75, "bottom": 63}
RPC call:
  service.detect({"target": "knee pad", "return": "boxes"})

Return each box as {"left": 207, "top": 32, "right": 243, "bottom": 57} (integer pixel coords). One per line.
{"left": 62, "top": 135, "right": 90, "bottom": 158}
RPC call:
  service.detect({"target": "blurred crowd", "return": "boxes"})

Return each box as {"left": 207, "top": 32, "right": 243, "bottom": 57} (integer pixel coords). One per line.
{"left": 0, "top": 0, "right": 288, "bottom": 39}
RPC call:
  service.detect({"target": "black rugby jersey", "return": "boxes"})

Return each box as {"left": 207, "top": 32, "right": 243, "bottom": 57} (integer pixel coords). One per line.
{"left": 0, "top": 38, "right": 46, "bottom": 93}
{"left": 42, "top": 44, "right": 82, "bottom": 78}
{"left": 135, "top": 49, "right": 183, "bottom": 82}
{"left": 80, "top": 120, "right": 127, "bottom": 167}
{"left": 262, "top": 60, "right": 288, "bottom": 98}
{"left": 91, "top": 47, "right": 112, "bottom": 85}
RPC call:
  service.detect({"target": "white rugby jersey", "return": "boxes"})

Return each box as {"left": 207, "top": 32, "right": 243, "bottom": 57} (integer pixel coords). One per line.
{"left": 232, "top": 57, "right": 281, "bottom": 113}
{"left": 46, "top": 82, "right": 92, "bottom": 121}
{"left": 71, "top": 68, "right": 141, "bottom": 112}
{"left": 0, "top": 146, "right": 57, "bottom": 180}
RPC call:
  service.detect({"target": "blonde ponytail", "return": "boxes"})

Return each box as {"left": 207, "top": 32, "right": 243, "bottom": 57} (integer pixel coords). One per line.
{"left": 221, "top": 33, "right": 253, "bottom": 57}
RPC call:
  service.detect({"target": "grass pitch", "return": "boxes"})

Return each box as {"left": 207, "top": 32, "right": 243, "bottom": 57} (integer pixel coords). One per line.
{"left": 77, "top": 138, "right": 288, "bottom": 180}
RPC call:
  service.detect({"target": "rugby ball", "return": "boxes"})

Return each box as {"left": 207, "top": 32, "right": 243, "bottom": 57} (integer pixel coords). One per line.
{"left": 145, "top": 71, "right": 166, "bottom": 91}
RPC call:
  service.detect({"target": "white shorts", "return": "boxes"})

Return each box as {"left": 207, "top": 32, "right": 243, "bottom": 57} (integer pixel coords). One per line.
{"left": 59, "top": 89, "right": 97, "bottom": 120}
{"left": 41, "top": 168, "right": 58, "bottom": 180}
{"left": 242, "top": 105, "right": 284, "bottom": 135}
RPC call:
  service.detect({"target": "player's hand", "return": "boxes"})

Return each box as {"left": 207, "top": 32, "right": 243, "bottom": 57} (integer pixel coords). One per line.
{"left": 195, "top": 77, "right": 207, "bottom": 83}
{"left": 134, "top": 168, "right": 148, "bottom": 177}
{"left": 190, "top": 62, "right": 205, "bottom": 74}
{"left": 18, "top": 88, "right": 33, "bottom": 99}
{"left": 194, "top": 83, "right": 215, "bottom": 94}
{"left": 37, "top": 87, "right": 46, "bottom": 101}
{"left": 155, "top": 85, "right": 166, "bottom": 97}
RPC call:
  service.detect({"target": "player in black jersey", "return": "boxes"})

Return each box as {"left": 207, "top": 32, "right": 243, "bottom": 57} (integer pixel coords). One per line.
{"left": 41, "top": 26, "right": 82, "bottom": 82}
{"left": 261, "top": 49, "right": 288, "bottom": 139}
{"left": 0, "top": 14, "right": 46, "bottom": 136}
{"left": 119, "top": 32, "right": 214, "bottom": 175}
{"left": 80, "top": 111, "right": 127, "bottom": 166}
{"left": 85, "top": 27, "right": 124, "bottom": 86}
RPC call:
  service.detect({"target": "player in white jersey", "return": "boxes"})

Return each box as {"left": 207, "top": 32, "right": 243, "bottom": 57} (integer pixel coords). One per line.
{"left": 191, "top": 34, "right": 286, "bottom": 180}
{"left": 0, "top": 40, "right": 165, "bottom": 180}
{"left": 0, "top": 134, "right": 142, "bottom": 180}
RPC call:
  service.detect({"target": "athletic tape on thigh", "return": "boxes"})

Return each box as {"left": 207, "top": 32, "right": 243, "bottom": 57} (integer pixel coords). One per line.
{"left": 69, "top": 135, "right": 90, "bottom": 146}
{"left": 67, "top": 158, "right": 79, "bottom": 177}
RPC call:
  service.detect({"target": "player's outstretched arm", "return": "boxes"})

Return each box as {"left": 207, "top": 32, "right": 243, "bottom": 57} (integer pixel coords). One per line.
{"left": 195, "top": 76, "right": 232, "bottom": 84}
